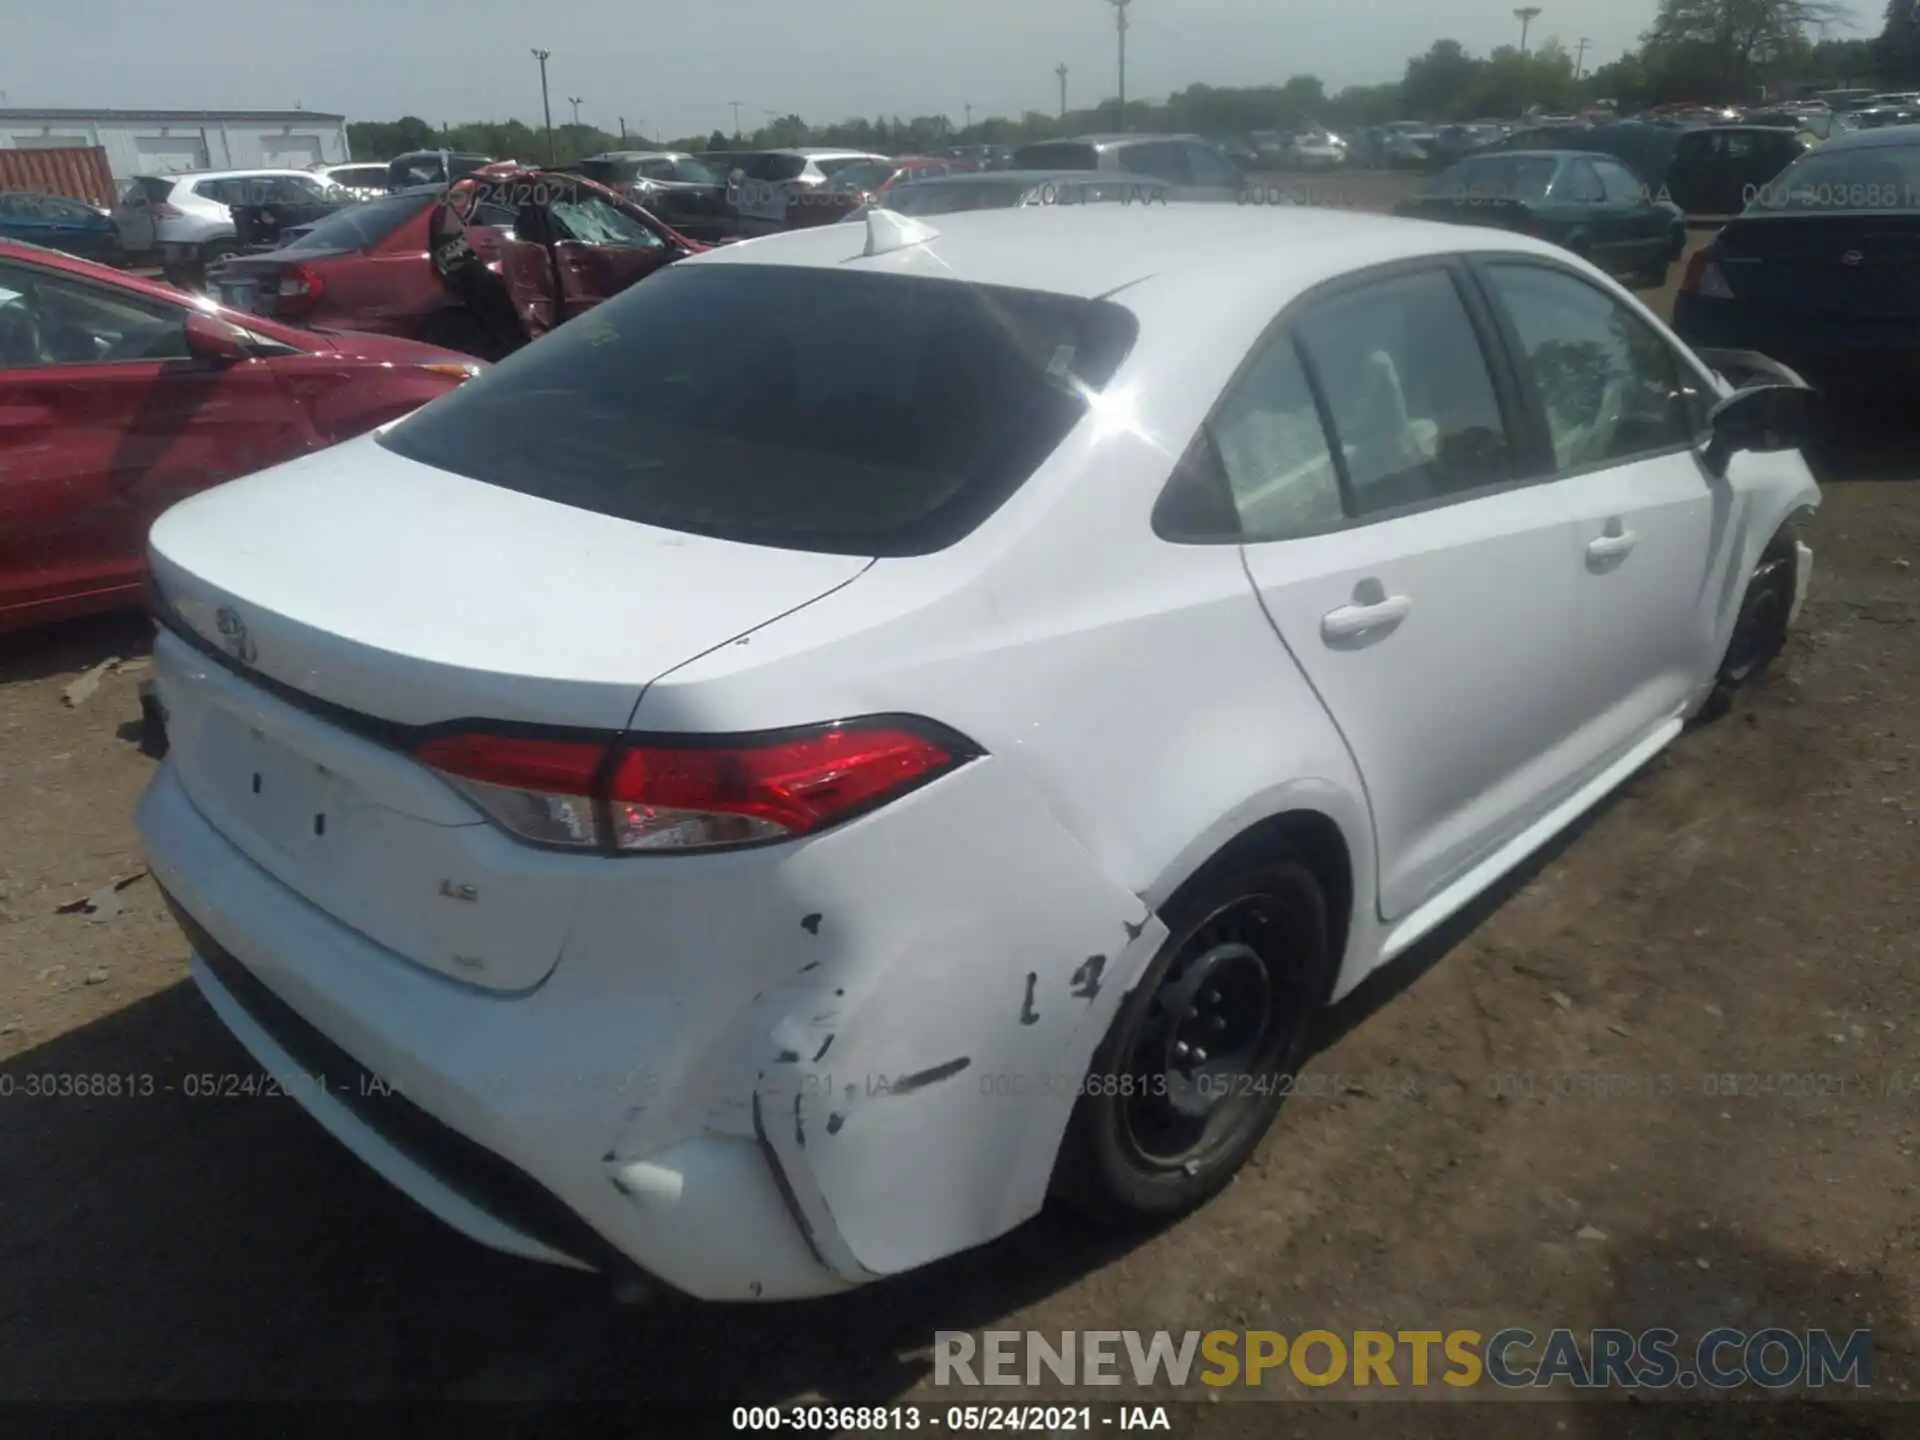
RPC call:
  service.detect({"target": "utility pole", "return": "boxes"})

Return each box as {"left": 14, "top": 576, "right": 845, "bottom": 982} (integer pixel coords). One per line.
{"left": 1107, "top": 0, "right": 1131, "bottom": 132}
{"left": 619, "top": 116, "right": 626, "bottom": 139}
{"left": 1514, "top": 6, "right": 1541, "bottom": 57}
{"left": 1056, "top": 62, "right": 1068, "bottom": 118}
{"left": 568, "top": 96, "right": 583, "bottom": 126}
{"left": 965, "top": 102, "right": 973, "bottom": 130}
{"left": 1573, "top": 36, "right": 1589, "bottom": 79}
{"left": 729, "top": 100, "right": 742, "bottom": 140}
{"left": 531, "top": 48, "right": 554, "bottom": 163}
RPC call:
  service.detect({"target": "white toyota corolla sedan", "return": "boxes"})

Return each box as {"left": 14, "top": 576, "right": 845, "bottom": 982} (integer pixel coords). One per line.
{"left": 137, "top": 204, "right": 1820, "bottom": 1301}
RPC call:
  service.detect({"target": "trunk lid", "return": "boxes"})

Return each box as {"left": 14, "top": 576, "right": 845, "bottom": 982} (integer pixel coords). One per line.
{"left": 147, "top": 434, "right": 873, "bottom": 732}
{"left": 1715, "top": 213, "right": 1920, "bottom": 316}
{"left": 147, "top": 438, "right": 870, "bottom": 993}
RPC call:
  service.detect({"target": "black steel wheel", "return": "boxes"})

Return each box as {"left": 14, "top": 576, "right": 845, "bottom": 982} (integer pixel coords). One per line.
{"left": 1720, "top": 548, "right": 1795, "bottom": 687}
{"left": 1053, "top": 855, "right": 1332, "bottom": 1224}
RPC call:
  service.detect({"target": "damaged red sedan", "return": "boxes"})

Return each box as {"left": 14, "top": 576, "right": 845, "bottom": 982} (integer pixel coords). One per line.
{"left": 0, "top": 239, "right": 481, "bottom": 634}
{"left": 205, "top": 164, "right": 707, "bottom": 360}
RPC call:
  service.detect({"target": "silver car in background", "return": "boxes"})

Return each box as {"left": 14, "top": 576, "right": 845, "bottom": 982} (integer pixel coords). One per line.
{"left": 1007, "top": 134, "right": 1246, "bottom": 200}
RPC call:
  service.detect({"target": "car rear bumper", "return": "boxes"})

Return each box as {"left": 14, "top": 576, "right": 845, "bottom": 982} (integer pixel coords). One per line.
{"left": 138, "top": 718, "right": 1165, "bottom": 1299}
{"left": 1675, "top": 295, "right": 1920, "bottom": 394}
{"left": 138, "top": 762, "right": 844, "bottom": 1300}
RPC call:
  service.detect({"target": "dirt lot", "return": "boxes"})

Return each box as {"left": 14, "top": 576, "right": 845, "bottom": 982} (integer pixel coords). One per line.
{"left": 1, "top": 176, "right": 1915, "bottom": 1433}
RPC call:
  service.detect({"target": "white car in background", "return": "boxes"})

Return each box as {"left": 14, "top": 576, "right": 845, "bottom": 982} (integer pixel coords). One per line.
{"left": 311, "top": 162, "right": 391, "bottom": 199}
{"left": 138, "top": 205, "right": 1819, "bottom": 1302}
{"left": 111, "top": 168, "right": 342, "bottom": 270}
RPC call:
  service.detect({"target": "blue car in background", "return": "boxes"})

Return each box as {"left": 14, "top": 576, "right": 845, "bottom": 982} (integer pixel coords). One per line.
{"left": 0, "top": 192, "right": 122, "bottom": 263}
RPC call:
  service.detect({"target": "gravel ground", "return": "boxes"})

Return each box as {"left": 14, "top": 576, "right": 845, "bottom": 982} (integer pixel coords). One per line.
{"left": 0, "top": 175, "right": 1914, "bottom": 1435}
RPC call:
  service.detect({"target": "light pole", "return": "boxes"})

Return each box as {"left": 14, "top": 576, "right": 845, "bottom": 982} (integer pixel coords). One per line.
{"left": 1107, "top": 0, "right": 1131, "bottom": 132}
{"left": 1056, "top": 62, "right": 1068, "bottom": 118}
{"left": 568, "top": 96, "right": 583, "bottom": 126}
{"left": 531, "top": 48, "right": 554, "bottom": 163}
{"left": 1514, "top": 6, "right": 1541, "bottom": 56}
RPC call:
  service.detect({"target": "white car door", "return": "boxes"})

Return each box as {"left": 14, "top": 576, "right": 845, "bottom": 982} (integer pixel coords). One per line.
{"left": 1227, "top": 264, "right": 1585, "bottom": 921}
{"left": 1474, "top": 260, "right": 1735, "bottom": 774}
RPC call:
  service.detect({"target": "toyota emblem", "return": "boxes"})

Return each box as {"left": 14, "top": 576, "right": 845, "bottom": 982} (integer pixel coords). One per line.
{"left": 214, "top": 605, "right": 257, "bottom": 665}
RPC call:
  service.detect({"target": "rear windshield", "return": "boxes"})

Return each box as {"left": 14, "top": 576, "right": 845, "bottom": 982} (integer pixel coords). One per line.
{"left": 127, "top": 176, "right": 175, "bottom": 204}
{"left": 739, "top": 153, "right": 807, "bottom": 181}
{"left": 1011, "top": 143, "right": 1100, "bottom": 171}
{"left": 286, "top": 191, "right": 432, "bottom": 251}
{"left": 377, "top": 264, "right": 1138, "bottom": 556}
{"left": 1746, "top": 142, "right": 1920, "bottom": 211}
{"left": 1433, "top": 155, "right": 1558, "bottom": 200}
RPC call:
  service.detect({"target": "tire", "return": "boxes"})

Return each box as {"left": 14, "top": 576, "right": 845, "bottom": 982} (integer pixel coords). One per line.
{"left": 1702, "top": 535, "right": 1798, "bottom": 720}
{"left": 1052, "top": 854, "right": 1333, "bottom": 1225}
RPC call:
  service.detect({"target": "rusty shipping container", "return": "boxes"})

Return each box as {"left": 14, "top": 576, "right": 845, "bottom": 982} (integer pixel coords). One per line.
{"left": 0, "top": 147, "right": 117, "bottom": 207}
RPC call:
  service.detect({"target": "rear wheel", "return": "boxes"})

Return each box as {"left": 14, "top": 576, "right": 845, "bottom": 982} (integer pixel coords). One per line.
{"left": 1053, "top": 855, "right": 1332, "bottom": 1224}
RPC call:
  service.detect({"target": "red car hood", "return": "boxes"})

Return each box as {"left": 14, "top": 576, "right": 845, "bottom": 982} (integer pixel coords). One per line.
{"left": 300, "top": 327, "right": 486, "bottom": 368}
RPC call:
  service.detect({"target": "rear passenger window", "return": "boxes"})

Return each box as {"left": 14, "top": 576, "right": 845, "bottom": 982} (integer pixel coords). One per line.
{"left": 1481, "top": 263, "right": 1698, "bottom": 469}
{"left": 1293, "top": 269, "right": 1514, "bottom": 515}
{"left": 1210, "top": 338, "right": 1343, "bottom": 540}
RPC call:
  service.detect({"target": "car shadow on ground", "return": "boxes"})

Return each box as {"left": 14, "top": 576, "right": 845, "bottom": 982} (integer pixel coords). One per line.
{"left": 0, "top": 609, "right": 153, "bottom": 689}
{"left": 1806, "top": 409, "right": 1920, "bottom": 485}
{"left": 0, "top": 782, "right": 1685, "bottom": 1407}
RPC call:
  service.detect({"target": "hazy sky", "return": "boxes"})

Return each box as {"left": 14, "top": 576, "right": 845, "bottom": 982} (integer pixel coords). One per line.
{"left": 0, "top": 0, "right": 1885, "bottom": 137}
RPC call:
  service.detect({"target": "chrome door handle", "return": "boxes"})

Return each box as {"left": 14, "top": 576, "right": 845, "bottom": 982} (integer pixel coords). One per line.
{"left": 1587, "top": 530, "right": 1638, "bottom": 560}
{"left": 1321, "top": 594, "right": 1412, "bottom": 640}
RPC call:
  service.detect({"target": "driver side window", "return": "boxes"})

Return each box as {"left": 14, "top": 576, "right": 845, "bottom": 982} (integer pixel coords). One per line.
{"left": 1480, "top": 262, "right": 1700, "bottom": 470}
{"left": 0, "top": 261, "right": 188, "bottom": 370}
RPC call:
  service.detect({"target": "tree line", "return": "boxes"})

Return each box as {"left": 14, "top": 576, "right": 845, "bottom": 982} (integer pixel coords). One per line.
{"left": 344, "top": 0, "right": 1914, "bottom": 163}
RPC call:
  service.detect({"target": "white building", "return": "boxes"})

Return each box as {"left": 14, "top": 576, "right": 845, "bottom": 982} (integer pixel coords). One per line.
{"left": 0, "top": 108, "right": 351, "bottom": 184}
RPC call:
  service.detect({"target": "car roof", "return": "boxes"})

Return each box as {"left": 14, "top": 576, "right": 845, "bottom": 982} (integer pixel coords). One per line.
{"left": 138, "top": 168, "right": 322, "bottom": 183}
{"left": 1806, "top": 123, "right": 1920, "bottom": 150}
{"left": 681, "top": 204, "right": 1566, "bottom": 302}
{"left": 891, "top": 169, "right": 1170, "bottom": 187}
{"left": 1029, "top": 133, "right": 1202, "bottom": 147}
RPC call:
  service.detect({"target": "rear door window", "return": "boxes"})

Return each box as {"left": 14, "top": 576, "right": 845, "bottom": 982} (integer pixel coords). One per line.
{"left": 1594, "top": 160, "right": 1644, "bottom": 206}
{"left": 1292, "top": 269, "right": 1515, "bottom": 515}
{"left": 376, "top": 265, "right": 1138, "bottom": 556}
{"left": 1556, "top": 160, "right": 1606, "bottom": 204}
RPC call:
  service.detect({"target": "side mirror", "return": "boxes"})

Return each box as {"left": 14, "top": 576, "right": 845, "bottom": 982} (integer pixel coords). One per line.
{"left": 1701, "top": 382, "right": 1817, "bottom": 476}
{"left": 184, "top": 310, "right": 255, "bottom": 364}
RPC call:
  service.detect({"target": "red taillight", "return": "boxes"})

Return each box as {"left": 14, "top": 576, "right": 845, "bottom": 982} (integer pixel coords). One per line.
{"left": 1680, "top": 247, "right": 1733, "bottom": 298}
{"left": 415, "top": 719, "right": 975, "bottom": 854}
{"left": 275, "top": 263, "right": 326, "bottom": 318}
